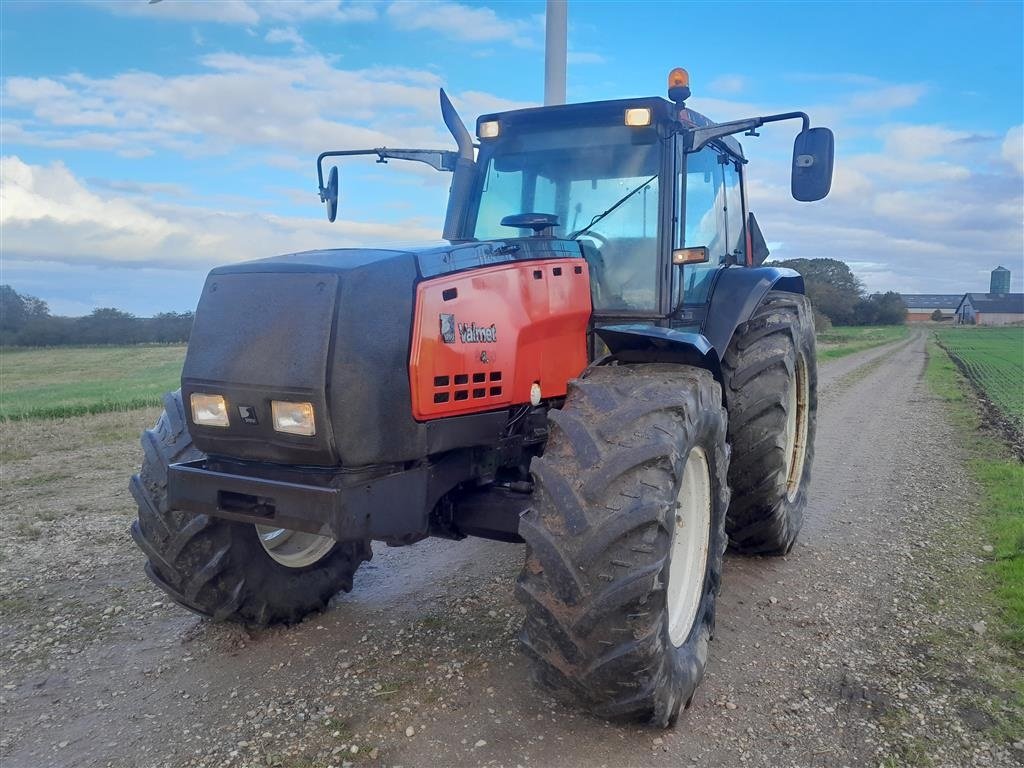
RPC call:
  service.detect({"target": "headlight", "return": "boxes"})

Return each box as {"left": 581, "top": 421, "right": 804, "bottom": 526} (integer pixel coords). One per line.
{"left": 271, "top": 400, "right": 316, "bottom": 436}
{"left": 190, "top": 393, "right": 229, "bottom": 427}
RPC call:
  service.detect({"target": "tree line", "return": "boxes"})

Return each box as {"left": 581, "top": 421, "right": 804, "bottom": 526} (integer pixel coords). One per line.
{"left": 767, "top": 258, "right": 907, "bottom": 329}
{"left": 1, "top": 285, "right": 193, "bottom": 347}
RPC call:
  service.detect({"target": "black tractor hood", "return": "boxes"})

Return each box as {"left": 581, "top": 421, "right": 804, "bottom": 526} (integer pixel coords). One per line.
{"left": 184, "top": 237, "right": 584, "bottom": 468}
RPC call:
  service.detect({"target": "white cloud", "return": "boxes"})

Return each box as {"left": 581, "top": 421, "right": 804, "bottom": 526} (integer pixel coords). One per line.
{"left": 385, "top": 1, "right": 538, "bottom": 47}
{"left": 95, "top": 0, "right": 376, "bottom": 25}
{"left": 708, "top": 75, "right": 747, "bottom": 95}
{"left": 825, "top": 165, "right": 872, "bottom": 202}
{"left": 3, "top": 53, "right": 531, "bottom": 159}
{"left": 2, "top": 156, "right": 184, "bottom": 262}
{"left": 786, "top": 72, "right": 884, "bottom": 87}
{"left": 257, "top": 1, "right": 378, "bottom": 23}
{"left": 455, "top": 89, "right": 535, "bottom": 118}
{"left": 880, "top": 124, "right": 973, "bottom": 159}
{"left": 1001, "top": 125, "right": 1023, "bottom": 175}
{"left": 853, "top": 155, "right": 971, "bottom": 184}
{"left": 96, "top": 0, "right": 260, "bottom": 24}
{"left": 1, "top": 156, "right": 441, "bottom": 270}
{"left": 265, "top": 26, "right": 307, "bottom": 51}
{"left": 90, "top": 179, "right": 190, "bottom": 198}
{"left": 847, "top": 83, "right": 928, "bottom": 112}
{"left": 568, "top": 51, "right": 606, "bottom": 65}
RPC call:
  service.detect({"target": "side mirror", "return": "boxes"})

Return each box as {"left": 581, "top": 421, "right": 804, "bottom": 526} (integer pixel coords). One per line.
{"left": 324, "top": 166, "right": 339, "bottom": 222}
{"left": 791, "top": 127, "right": 834, "bottom": 202}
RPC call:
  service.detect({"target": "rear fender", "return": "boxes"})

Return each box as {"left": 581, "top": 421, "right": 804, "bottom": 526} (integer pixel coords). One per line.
{"left": 592, "top": 325, "right": 722, "bottom": 384}
{"left": 702, "top": 266, "right": 804, "bottom": 357}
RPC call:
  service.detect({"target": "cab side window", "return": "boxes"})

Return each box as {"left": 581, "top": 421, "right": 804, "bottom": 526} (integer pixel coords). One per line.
{"left": 676, "top": 147, "right": 727, "bottom": 305}
{"left": 722, "top": 159, "right": 745, "bottom": 263}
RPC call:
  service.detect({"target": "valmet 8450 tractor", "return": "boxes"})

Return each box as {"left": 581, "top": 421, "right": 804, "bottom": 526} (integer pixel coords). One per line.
{"left": 130, "top": 69, "right": 834, "bottom": 726}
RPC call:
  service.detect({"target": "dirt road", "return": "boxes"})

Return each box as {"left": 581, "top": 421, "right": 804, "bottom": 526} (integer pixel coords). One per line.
{"left": 2, "top": 330, "right": 1021, "bottom": 767}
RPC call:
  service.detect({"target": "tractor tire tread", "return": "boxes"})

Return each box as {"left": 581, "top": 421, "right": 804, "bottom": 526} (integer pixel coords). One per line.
{"left": 722, "top": 290, "right": 818, "bottom": 555}
{"left": 516, "top": 364, "right": 730, "bottom": 726}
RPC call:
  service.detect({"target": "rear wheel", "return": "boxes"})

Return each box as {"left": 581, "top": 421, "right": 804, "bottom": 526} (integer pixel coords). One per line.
{"left": 129, "top": 391, "right": 371, "bottom": 625}
{"left": 516, "top": 364, "right": 730, "bottom": 726}
{"left": 722, "top": 290, "right": 817, "bottom": 555}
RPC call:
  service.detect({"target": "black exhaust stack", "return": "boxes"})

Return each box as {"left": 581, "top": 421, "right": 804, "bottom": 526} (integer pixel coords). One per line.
{"left": 440, "top": 89, "right": 476, "bottom": 242}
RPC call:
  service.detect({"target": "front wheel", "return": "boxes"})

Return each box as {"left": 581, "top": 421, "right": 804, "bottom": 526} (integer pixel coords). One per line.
{"left": 129, "top": 391, "right": 371, "bottom": 626}
{"left": 516, "top": 364, "right": 730, "bottom": 726}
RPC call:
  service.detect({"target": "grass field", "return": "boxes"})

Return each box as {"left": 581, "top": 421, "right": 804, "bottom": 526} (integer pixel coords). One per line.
{"left": 934, "top": 327, "right": 1024, "bottom": 431}
{"left": 0, "top": 345, "right": 186, "bottom": 421}
{"left": 816, "top": 324, "right": 910, "bottom": 361}
{"left": 927, "top": 337, "right": 1024, "bottom": 650}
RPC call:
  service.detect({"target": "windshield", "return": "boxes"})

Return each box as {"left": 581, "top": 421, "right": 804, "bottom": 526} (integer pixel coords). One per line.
{"left": 473, "top": 125, "right": 661, "bottom": 312}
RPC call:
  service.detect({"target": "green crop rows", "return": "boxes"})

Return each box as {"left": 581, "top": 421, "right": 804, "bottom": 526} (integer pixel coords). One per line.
{"left": 934, "top": 327, "right": 1024, "bottom": 431}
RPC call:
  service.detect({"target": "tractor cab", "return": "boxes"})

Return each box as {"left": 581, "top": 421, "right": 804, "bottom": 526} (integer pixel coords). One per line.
{"left": 468, "top": 96, "right": 747, "bottom": 321}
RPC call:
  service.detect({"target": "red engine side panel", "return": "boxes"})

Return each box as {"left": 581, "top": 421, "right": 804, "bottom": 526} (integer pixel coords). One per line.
{"left": 410, "top": 258, "right": 592, "bottom": 420}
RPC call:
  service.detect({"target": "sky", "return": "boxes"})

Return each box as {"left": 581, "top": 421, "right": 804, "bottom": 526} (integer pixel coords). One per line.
{"left": 1, "top": 0, "right": 1022, "bottom": 316}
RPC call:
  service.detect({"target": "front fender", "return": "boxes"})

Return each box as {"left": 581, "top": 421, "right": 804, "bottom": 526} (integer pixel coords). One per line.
{"left": 593, "top": 325, "right": 722, "bottom": 384}
{"left": 702, "top": 266, "right": 804, "bottom": 357}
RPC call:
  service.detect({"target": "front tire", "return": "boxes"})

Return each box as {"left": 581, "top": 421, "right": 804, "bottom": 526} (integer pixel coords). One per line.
{"left": 516, "top": 364, "right": 730, "bottom": 726}
{"left": 129, "top": 391, "right": 371, "bottom": 625}
{"left": 722, "top": 290, "right": 818, "bottom": 555}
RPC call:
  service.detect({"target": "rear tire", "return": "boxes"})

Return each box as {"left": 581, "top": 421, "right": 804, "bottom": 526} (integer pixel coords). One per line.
{"left": 516, "top": 364, "right": 730, "bottom": 726}
{"left": 722, "top": 290, "right": 817, "bottom": 555}
{"left": 129, "top": 391, "right": 371, "bottom": 625}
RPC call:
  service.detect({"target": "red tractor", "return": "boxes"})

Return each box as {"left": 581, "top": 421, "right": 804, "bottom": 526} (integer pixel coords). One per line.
{"left": 131, "top": 69, "right": 833, "bottom": 726}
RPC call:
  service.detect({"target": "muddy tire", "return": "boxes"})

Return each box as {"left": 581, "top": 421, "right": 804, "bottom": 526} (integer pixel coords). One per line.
{"left": 516, "top": 364, "right": 730, "bottom": 726}
{"left": 129, "top": 391, "right": 371, "bottom": 626}
{"left": 722, "top": 290, "right": 817, "bottom": 555}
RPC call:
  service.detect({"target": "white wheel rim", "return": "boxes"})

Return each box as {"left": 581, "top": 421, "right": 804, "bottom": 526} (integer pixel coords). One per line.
{"left": 255, "top": 525, "right": 335, "bottom": 568}
{"left": 783, "top": 353, "right": 810, "bottom": 503}
{"left": 667, "top": 446, "right": 712, "bottom": 648}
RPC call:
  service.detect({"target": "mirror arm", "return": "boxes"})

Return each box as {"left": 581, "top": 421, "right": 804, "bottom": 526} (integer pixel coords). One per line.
{"left": 689, "top": 111, "right": 810, "bottom": 152}
{"left": 316, "top": 148, "right": 460, "bottom": 201}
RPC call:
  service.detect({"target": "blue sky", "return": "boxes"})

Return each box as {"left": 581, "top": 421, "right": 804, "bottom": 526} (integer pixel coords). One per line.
{"left": 2, "top": 0, "right": 1022, "bottom": 316}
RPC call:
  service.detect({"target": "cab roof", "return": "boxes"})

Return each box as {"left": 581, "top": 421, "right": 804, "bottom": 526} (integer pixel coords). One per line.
{"left": 477, "top": 96, "right": 744, "bottom": 160}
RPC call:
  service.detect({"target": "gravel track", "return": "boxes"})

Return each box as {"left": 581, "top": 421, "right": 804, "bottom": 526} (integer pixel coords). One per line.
{"left": 1, "top": 329, "right": 1020, "bottom": 768}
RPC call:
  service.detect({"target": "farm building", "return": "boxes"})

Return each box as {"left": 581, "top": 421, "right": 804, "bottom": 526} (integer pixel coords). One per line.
{"left": 955, "top": 293, "right": 1024, "bottom": 326}
{"left": 900, "top": 294, "right": 961, "bottom": 322}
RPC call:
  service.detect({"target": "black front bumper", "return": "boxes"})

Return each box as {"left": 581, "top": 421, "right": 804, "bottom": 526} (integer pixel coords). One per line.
{"left": 167, "top": 459, "right": 446, "bottom": 543}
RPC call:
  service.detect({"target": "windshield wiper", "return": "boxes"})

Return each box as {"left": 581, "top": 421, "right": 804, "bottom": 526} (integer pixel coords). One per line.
{"left": 568, "top": 174, "right": 658, "bottom": 240}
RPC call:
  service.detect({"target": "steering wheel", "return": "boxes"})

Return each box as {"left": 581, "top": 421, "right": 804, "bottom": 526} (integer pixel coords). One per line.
{"left": 576, "top": 232, "right": 618, "bottom": 305}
